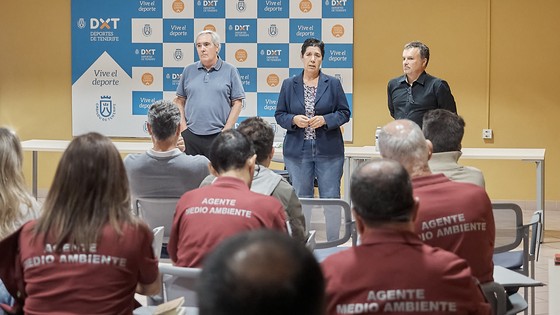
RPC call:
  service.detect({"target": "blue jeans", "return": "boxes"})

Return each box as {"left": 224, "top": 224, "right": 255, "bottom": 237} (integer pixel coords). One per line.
{"left": 284, "top": 140, "right": 344, "bottom": 241}
{"left": 0, "top": 280, "right": 13, "bottom": 314}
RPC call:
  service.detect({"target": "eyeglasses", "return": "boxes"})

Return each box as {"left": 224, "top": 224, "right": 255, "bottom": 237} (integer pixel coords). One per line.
{"left": 407, "top": 86, "right": 415, "bottom": 104}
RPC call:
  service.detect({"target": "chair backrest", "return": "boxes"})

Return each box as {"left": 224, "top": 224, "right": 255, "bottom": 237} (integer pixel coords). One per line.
{"left": 299, "top": 198, "right": 355, "bottom": 249}
{"left": 135, "top": 197, "right": 180, "bottom": 242}
{"left": 480, "top": 281, "right": 507, "bottom": 315}
{"left": 152, "top": 226, "right": 164, "bottom": 259}
{"left": 529, "top": 210, "right": 543, "bottom": 260}
{"left": 159, "top": 263, "right": 202, "bottom": 307}
{"left": 492, "top": 203, "right": 524, "bottom": 253}
{"left": 306, "top": 230, "right": 317, "bottom": 251}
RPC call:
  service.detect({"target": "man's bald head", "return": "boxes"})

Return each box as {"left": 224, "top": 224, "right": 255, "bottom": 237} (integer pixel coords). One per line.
{"left": 378, "top": 119, "right": 431, "bottom": 176}
{"left": 198, "top": 230, "right": 325, "bottom": 315}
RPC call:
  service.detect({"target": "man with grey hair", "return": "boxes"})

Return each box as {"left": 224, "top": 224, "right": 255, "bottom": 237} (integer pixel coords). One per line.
{"left": 322, "top": 159, "right": 491, "bottom": 314}
{"left": 423, "top": 109, "right": 485, "bottom": 187}
{"left": 174, "top": 30, "right": 245, "bottom": 157}
{"left": 124, "top": 100, "right": 210, "bottom": 200}
{"left": 378, "top": 119, "right": 495, "bottom": 284}
{"left": 387, "top": 41, "right": 456, "bottom": 127}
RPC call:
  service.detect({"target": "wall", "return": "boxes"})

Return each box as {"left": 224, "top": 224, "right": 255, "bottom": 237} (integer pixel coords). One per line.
{"left": 1, "top": 0, "right": 558, "bottom": 205}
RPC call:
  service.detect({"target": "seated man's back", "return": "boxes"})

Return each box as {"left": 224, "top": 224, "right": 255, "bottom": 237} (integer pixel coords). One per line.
{"left": 322, "top": 159, "right": 490, "bottom": 315}
{"left": 124, "top": 150, "right": 209, "bottom": 198}
{"left": 412, "top": 174, "right": 495, "bottom": 283}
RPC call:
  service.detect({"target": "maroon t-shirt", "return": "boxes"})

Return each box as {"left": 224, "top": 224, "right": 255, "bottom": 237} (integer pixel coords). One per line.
{"left": 19, "top": 220, "right": 158, "bottom": 315}
{"left": 413, "top": 174, "right": 495, "bottom": 283}
{"left": 322, "top": 229, "right": 491, "bottom": 315}
{"left": 168, "top": 176, "right": 287, "bottom": 267}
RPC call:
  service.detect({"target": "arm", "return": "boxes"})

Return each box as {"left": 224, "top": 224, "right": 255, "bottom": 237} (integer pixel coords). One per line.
{"left": 387, "top": 81, "right": 395, "bottom": 118}
{"left": 223, "top": 99, "right": 243, "bottom": 130}
{"left": 173, "top": 96, "right": 187, "bottom": 132}
{"left": 136, "top": 275, "right": 161, "bottom": 296}
{"left": 318, "top": 80, "right": 350, "bottom": 131}
{"left": 274, "top": 80, "right": 298, "bottom": 131}
{"left": 436, "top": 80, "right": 457, "bottom": 113}
{"left": 286, "top": 190, "right": 306, "bottom": 243}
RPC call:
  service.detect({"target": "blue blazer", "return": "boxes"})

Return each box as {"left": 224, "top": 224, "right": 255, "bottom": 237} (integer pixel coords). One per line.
{"left": 275, "top": 72, "right": 350, "bottom": 159}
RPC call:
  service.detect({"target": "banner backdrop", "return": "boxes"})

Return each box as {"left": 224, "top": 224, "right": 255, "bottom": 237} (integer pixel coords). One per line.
{"left": 71, "top": 0, "right": 354, "bottom": 141}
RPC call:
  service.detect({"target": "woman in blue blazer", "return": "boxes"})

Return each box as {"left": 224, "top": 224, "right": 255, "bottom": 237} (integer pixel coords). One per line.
{"left": 275, "top": 38, "right": 350, "bottom": 241}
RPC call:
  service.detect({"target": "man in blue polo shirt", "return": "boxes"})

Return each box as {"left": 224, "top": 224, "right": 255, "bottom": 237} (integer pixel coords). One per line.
{"left": 174, "top": 30, "right": 245, "bottom": 157}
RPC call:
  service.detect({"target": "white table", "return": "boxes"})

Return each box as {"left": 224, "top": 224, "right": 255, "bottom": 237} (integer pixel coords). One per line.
{"left": 21, "top": 140, "right": 546, "bottom": 225}
{"left": 134, "top": 306, "right": 198, "bottom": 315}
{"left": 549, "top": 259, "right": 560, "bottom": 314}
{"left": 493, "top": 265, "right": 543, "bottom": 288}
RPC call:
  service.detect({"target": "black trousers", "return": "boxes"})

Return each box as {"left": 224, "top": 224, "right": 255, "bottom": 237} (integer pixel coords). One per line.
{"left": 182, "top": 128, "right": 220, "bottom": 158}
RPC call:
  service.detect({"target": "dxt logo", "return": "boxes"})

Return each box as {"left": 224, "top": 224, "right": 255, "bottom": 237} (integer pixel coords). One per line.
{"left": 267, "top": 50, "right": 282, "bottom": 56}
{"left": 204, "top": 0, "right": 218, "bottom": 6}
{"left": 90, "top": 18, "right": 120, "bottom": 30}
{"left": 234, "top": 25, "right": 251, "bottom": 31}
{"left": 332, "top": 0, "right": 347, "bottom": 6}
{"left": 141, "top": 49, "right": 156, "bottom": 55}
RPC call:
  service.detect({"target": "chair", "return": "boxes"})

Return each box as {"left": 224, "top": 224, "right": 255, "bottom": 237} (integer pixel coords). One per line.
{"left": 481, "top": 281, "right": 528, "bottom": 315}
{"left": 135, "top": 197, "right": 180, "bottom": 244}
{"left": 149, "top": 263, "right": 202, "bottom": 307}
{"left": 492, "top": 203, "right": 543, "bottom": 315}
{"left": 306, "top": 230, "right": 317, "bottom": 251}
{"left": 298, "top": 198, "right": 356, "bottom": 262}
{"left": 152, "top": 226, "right": 164, "bottom": 259}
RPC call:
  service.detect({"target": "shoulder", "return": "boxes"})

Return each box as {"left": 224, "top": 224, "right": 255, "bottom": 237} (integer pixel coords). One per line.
{"left": 181, "top": 154, "right": 210, "bottom": 166}
{"left": 123, "top": 153, "right": 145, "bottom": 165}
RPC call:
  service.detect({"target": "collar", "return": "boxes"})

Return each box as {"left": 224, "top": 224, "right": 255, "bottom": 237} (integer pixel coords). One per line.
{"left": 197, "top": 57, "right": 223, "bottom": 71}
{"left": 400, "top": 71, "right": 428, "bottom": 86}
{"left": 359, "top": 228, "right": 423, "bottom": 247}
{"left": 212, "top": 176, "right": 250, "bottom": 190}
{"left": 147, "top": 148, "right": 183, "bottom": 157}
{"left": 431, "top": 151, "right": 462, "bottom": 164}
{"left": 412, "top": 173, "right": 450, "bottom": 189}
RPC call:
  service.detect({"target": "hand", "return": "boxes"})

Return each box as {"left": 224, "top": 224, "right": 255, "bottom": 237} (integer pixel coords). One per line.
{"left": 292, "top": 115, "right": 310, "bottom": 128}
{"left": 176, "top": 136, "right": 185, "bottom": 152}
{"left": 308, "top": 115, "right": 326, "bottom": 129}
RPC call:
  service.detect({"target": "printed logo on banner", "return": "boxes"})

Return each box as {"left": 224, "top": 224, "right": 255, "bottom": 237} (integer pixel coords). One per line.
{"left": 331, "top": 24, "right": 344, "bottom": 37}
{"left": 299, "top": 0, "right": 313, "bottom": 12}
{"left": 257, "top": 44, "right": 289, "bottom": 68}
{"left": 164, "top": 19, "right": 194, "bottom": 43}
{"left": 257, "top": 93, "right": 280, "bottom": 116}
{"left": 238, "top": 68, "right": 257, "bottom": 92}
{"left": 142, "top": 73, "right": 154, "bottom": 86}
{"left": 174, "top": 49, "right": 183, "bottom": 61}
{"left": 269, "top": 24, "right": 278, "bottom": 36}
{"left": 258, "top": 0, "right": 289, "bottom": 18}
{"left": 334, "top": 73, "right": 343, "bottom": 83}
{"left": 132, "top": 44, "right": 162, "bottom": 67}
{"left": 237, "top": 0, "right": 246, "bottom": 12}
{"left": 235, "top": 49, "right": 248, "bottom": 62}
{"left": 267, "top": 73, "right": 280, "bottom": 87}
{"left": 88, "top": 17, "right": 121, "bottom": 42}
{"left": 132, "top": 91, "right": 163, "bottom": 115}
{"left": 137, "top": 0, "right": 161, "bottom": 16}
{"left": 322, "top": 0, "right": 353, "bottom": 18}
{"left": 204, "top": 24, "right": 217, "bottom": 31}
{"left": 172, "top": 0, "right": 185, "bottom": 13}
{"left": 163, "top": 67, "right": 184, "bottom": 91}
{"left": 143, "top": 24, "right": 153, "bottom": 37}
{"left": 322, "top": 43, "right": 352, "bottom": 68}
{"left": 143, "top": 121, "right": 149, "bottom": 133}
{"left": 77, "top": 18, "right": 86, "bottom": 29}
{"left": 226, "top": 19, "right": 257, "bottom": 43}
{"left": 195, "top": 0, "right": 225, "bottom": 18}
{"left": 290, "top": 19, "right": 321, "bottom": 43}
{"left": 96, "top": 96, "right": 116, "bottom": 121}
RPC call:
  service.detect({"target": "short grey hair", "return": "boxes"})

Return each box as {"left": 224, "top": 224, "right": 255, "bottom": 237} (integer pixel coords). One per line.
{"left": 378, "top": 120, "right": 429, "bottom": 173}
{"left": 147, "top": 100, "right": 181, "bottom": 141}
{"left": 196, "top": 30, "right": 221, "bottom": 52}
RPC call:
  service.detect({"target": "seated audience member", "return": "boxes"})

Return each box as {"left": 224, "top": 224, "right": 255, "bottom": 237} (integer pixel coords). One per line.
{"left": 200, "top": 117, "right": 306, "bottom": 243}
{"left": 378, "top": 119, "right": 495, "bottom": 284}
{"left": 422, "top": 109, "right": 485, "bottom": 187}
{"left": 321, "top": 159, "right": 490, "bottom": 315}
{"left": 0, "top": 128, "right": 40, "bottom": 311}
{"left": 198, "top": 230, "right": 325, "bottom": 315}
{"left": 167, "top": 129, "right": 287, "bottom": 267}
{"left": 124, "top": 100, "right": 209, "bottom": 199}
{"left": 15, "top": 133, "right": 159, "bottom": 314}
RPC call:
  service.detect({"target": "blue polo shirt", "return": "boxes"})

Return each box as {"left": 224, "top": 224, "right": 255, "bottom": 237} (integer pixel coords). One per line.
{"left": 176, "top": 58, "right": 245, "bottom": 135}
